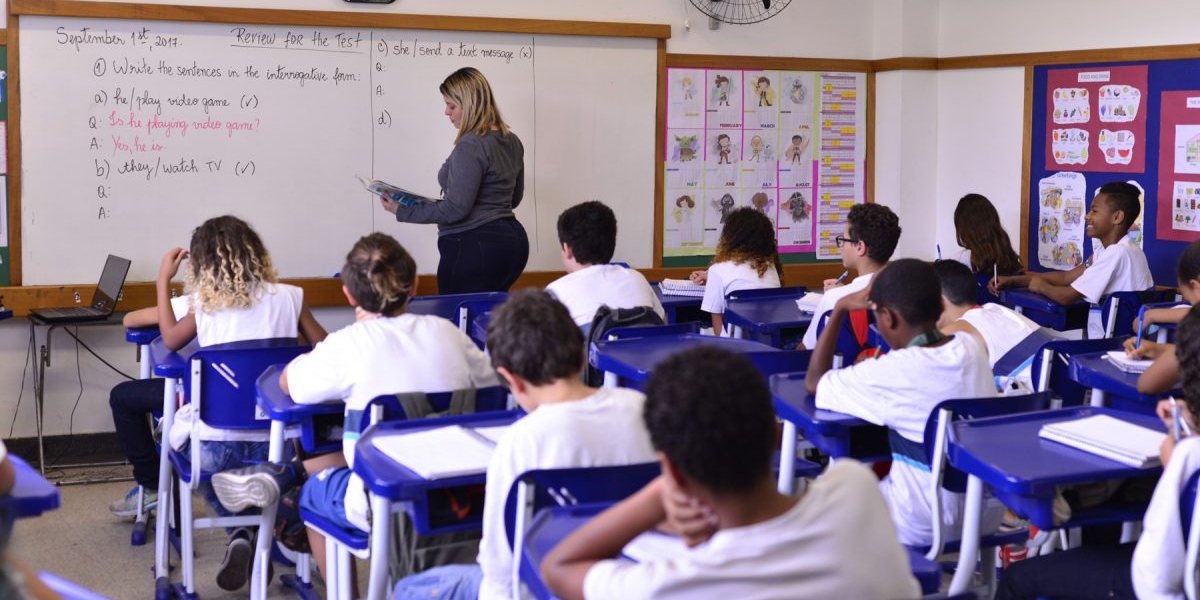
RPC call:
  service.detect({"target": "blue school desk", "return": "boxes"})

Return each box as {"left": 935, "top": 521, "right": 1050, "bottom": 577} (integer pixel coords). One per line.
{"left": 147, "top": 335, "right": 196, "bottom": 593}
{"left": 722, "top": 296, "right": 813, "bottom": 348}
{"left": 471, "top": 310, "right": 492, "bottom": 349}
{"left": 408, "top": 292, "right": 507, "bottom": 323}
{"left": 1000, "top": 288, "right": 1090, "bottom": 331}
{"left": 944, "top": 407, "right": 1164, "bottom": 594}
{"left": 1068, "top": 350, "right": 1179, "bottom": 413}
{"left": 125, "top": 326, "right": 160, "bottom": 379}
{"left": 354, "top": 411, "right": 524, "bottom": 600}
{"left": 769, "top": 372, "right": 889, "bottom": 493}
{"left": 590, "top": 333, "right": 776, "bottom": 389}
{"left": 652, "top": 283, "right": 704, "bottom": 324}
{"left": 255, "top": 364, "right": 345, "bottom": 463}
{"left": 2, "top": 456, "right": 61, "bottom": 522}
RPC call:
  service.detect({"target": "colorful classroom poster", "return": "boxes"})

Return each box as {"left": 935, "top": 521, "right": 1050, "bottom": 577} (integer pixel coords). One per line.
{"left": 1045, "top": 65, "right": 1148, "bottom": 174}
{"left": 1156, "top": 90, "right": 1200, "bottom": 242}
{"left": 1037, "top": 172, "right": 1087, "bottom": 270}
{"left": 663, "top": 68, "right": 864, "bottom": 264}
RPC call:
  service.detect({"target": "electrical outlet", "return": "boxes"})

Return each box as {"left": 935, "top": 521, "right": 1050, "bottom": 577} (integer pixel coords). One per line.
{"left": 73, "top": 291, "right": 82, "bottom": 303}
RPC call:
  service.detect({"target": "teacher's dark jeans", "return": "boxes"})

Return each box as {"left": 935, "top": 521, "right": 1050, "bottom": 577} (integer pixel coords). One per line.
{"left": 437, "top": 218, "right": 528, "bottom": 294}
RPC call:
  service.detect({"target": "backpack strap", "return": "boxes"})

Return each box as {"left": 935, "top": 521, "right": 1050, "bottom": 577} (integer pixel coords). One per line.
{"left": 445, "top": 387, "right": 478, "bottom": 416}
{"left": 395, "top": 391, "right": 435, "bottom": 420}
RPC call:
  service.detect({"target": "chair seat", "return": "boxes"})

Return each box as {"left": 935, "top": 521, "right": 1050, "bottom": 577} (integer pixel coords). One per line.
{"left": 908, "top": 528, "right": 1029, "bottom": 557}
{"left": 299, "top": 507, "right": 369, "bottom": 553}
{"left": 167, "top": 449, "right": 210, "bottom": 485}
{"left": 905, "top": 546, "right": 942, "bottom": 595}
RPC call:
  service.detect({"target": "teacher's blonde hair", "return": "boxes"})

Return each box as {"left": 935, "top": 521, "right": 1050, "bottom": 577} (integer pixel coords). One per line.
{"left": 440, "top": 67, "right": 510, "bottom": 142}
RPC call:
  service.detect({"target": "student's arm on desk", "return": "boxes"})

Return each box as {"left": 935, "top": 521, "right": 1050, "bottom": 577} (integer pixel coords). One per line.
{"left": 1026, "top": 275, "right": 1085, "bottom": 305}
{"left": 123, "top": 306, "right": 158, "bottom": 328}
{"left": 1137, "top": 345, "right": 1180, "bottom": 395}
{"left": 542, "top": 477, "right": 668, "bottom": 600}
{"left": 804, "top": 288, "right": 870, "bottom": 395}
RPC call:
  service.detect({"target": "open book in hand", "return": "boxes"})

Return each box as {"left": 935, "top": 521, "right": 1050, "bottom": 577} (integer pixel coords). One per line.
{"left": 356, "top": 175, "right": 438, "bottom": 208}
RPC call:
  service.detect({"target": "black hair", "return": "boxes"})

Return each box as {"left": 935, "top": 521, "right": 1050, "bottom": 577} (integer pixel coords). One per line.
{"left": 342, "top": 233, "right": 416, "bottom": 316}
{"left": 713, "top": 207, "right": 783, "bottom": 281}
{"left": 643, "top": 347, "right": 774, "bottom": 493}
{"left": 847, "top": 203, "right": 901, "bottom": 264}
{"left": 1097, "top": 182, "right": 1141, "bottom": 230}
{"left": 1175, "top": 305, "right": 1200, "bottom": 420}
{"left": 931, "top": 259, "right": 978, "bottom": 307}
{"left": 486, "top": 289, "right": 584, "bottom": 386}
{"left": 1179, "top": 240, "right": 1200, "bottom": 284}
{"left": 556, "top": 201, "right": 617, "bottom": 265}
{"left": 953, "top": 193, "right": 1023, "bottom": 275}
{"left": 868, "top": 259, "right": 944, "bottom": 326}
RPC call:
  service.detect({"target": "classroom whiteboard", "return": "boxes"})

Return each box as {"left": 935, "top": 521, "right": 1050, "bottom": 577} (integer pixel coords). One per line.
{"left": 17, "top": 15, "right": 658, "bottom": 284}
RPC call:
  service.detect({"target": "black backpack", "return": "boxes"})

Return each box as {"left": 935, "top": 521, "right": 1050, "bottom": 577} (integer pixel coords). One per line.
{"left": 584, "top": 305, "right": 665, "bottom": 386}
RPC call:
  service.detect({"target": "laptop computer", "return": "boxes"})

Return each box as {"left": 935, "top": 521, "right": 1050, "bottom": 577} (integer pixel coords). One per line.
{"left": 31, "top": 255, "right": 132, "bottom": 323}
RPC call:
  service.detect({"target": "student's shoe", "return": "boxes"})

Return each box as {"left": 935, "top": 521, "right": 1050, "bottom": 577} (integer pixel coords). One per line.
{"left": 216, "top": 530, "right": 254, "bottom": 591}
{"left": 211, "top": 463, "right": 297, "bottom": 512}
{"left": 109, "top": 486, "right": 157, "bottom": 519}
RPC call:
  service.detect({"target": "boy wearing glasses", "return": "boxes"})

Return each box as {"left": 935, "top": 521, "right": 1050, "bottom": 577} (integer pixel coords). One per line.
{"left": 799, "top": 203, "right": 901, "bottom": 349}
{"left": 804, "top": 259, "right": 1000, "bottom": 548}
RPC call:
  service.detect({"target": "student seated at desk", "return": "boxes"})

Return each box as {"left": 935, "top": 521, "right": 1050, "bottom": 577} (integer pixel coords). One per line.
{"left": 799, "top": 203, "right": 901, "bottom": 349}
{"left": 545, "top": 200, "right": 663, "bottom": 327}
{"left": 933, "top": 259, "right": 1042, "bottom": 393}
{"left": 107, "top": 215, "right": 327, "bottom": 592}
{"left": 541, "top": 346, "right": 920, "bottom": 600}
{"left": 993, "top": 181, "right": 1153, "bottom": 339}
{"left": 951, "top": 193, "right": 1024, "bottom": 280}
{"left": 392, "top": 289, "right": 655, "bottom": 600}
{"left": 689, "top": 208, "right": 782, "bottom": 335}
{"left": 804, "top": 259, "right": 1001, "bottom": 547}
{"left": 1126, "top": 240, "right": 1200, "bottom": 395}
{"left": 995, "top": 304, "right": 1200, "bottom": 600}
{"left": 210, "top": 233, "right": 497, "bottom": 593}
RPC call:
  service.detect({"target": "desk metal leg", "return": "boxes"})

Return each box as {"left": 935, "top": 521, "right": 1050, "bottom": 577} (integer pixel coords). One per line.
{"left": 777, "top": 421, "right": 797, "bottom": 494}
{"left": 949, "top": 475, "right": 984, "bottom": 595}
{"left": 155, "top": 378, "right": 179, "bottom": 582}
{"left": 1090, "top": 389, "right": 1108, "bottom": 408}
{"left": 367, "top": 495, "right": 391, "bottom": 600}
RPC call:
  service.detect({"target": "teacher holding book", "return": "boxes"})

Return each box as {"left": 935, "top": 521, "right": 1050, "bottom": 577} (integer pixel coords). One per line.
{"left": 380, "top": 67, "right": 528, "bottom": 294}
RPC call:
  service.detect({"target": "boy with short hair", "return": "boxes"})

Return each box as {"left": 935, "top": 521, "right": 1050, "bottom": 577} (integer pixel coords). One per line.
{"left": 800, "top": 203, "right": 901, "bottom": 349}
{"left": 394, "top": 289, "right": 656, "bottom": 600}
{"left": 542, "top": 346, "right": 919, "bottom": 600}
{"left": 994, "top": 181, "right": 1153, "bottom": 338}
{"left": 805, "top": 259, "right": 1000, "bottom": 547}
{"left": 933, "top": 259, "right": 1046, "bottom": 393}
{"left": 545, "top": 200, "right": 664, "bottom": 327}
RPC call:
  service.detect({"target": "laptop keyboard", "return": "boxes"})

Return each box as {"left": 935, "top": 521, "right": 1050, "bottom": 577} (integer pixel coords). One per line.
{"left": 48, "top": 307, "right": 99, "bottom": 317}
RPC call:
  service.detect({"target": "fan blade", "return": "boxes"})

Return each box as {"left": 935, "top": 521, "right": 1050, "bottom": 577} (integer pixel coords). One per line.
{"left": 764, "top": 0, "right": 771, "bottom": 7}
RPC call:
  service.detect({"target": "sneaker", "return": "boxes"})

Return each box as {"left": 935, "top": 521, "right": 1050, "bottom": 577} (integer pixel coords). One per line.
{"left": 211, "top": 463, "right": 297, "bottom": 512}
{"left": 216, "top": 531, "right": 254, "bottom": 592}
{"left": 109, "top": 486, "right": 157, "bottom": 519}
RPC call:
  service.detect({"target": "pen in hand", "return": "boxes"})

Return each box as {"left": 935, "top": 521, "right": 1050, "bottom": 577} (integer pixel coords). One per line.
{"left": 1135, "top": 306, "right": 1147, "bottom": 350}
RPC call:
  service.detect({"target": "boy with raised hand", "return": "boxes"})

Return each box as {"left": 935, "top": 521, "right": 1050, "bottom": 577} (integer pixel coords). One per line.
{"left": 993, "top": 181, "right": 1153, "bottom": 338}
{"left": 545, "top": 200, "right": 664, "bottom": 327}
{"left": 805, "top": 259, "right": 1000, "bottom": 547}
{"left": 933, "top": 259, "right": 1046, "bottom": 393}
{"left": 543, "top": 346, "right": 919, "bottom": 600}
{"left": 393, "top": 289, "right": 656, "bottom": 600}
{"left": 799, "top": 202, "right": 901, "bottom": 349}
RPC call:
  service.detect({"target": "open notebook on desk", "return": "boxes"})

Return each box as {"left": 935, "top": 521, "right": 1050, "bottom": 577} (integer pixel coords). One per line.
{"left": 795, "top": 292, "right": 823, "bottom": 313}
{"left": 1038, "top": 414, "right": 1164, "bottom": 468}
{"left": 659, "top": 279, "right": 705, "bottom": 298}
{"left": 1104, "top": 350, "right": 1153, "bottom": 373}
{"left": 370, "top": 424, "right": 510, "bottom": 479}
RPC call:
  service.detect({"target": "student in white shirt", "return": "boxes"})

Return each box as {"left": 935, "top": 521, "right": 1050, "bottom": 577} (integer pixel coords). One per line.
{"left": 210, "top": 233, "right": 498, "bottom": 594}
{"left": 996, "top": 304, "right": 1200, "bottom": 600}
{"left": 1125, "top": 240, "right": 1200, "bottom": 395}
{"left": 805, "top": 259, "right": 1000, "bottom": 547}
{"left": 800, "top": 202, "right": 901, "bottom": 349}
{"left": 689, "top": 207, "right": 782, "bottom": 335}
{"left": 933, "top": 259, "right": 1043, "bottom": 393}
{"left": 542, "top": 346, "right": 920, "bottom": 600}
{"left": 994, "top": 182, "right": 1154, "bottom": 338}
{"left": 391, "top": 289, "right": 656, "bottom": 600}
{"left": 545, "top": 201, "right": 663, "bottom": 327}
{"left": 109, "top": 215, "right": 327, "bottom": 592}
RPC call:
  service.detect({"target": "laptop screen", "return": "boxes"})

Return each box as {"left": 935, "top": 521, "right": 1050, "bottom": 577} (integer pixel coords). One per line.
{"left": 92, "top": 255, "right": 132, "bottom": 310}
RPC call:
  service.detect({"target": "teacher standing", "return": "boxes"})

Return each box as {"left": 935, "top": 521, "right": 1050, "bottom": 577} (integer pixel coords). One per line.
{"left": 382, "top": 67, "right": 529, "bottom": 294}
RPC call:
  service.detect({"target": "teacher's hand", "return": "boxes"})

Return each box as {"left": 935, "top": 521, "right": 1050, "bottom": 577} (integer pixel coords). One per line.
{"left": 379, "top": 195, "right": 400, "bottom": 215}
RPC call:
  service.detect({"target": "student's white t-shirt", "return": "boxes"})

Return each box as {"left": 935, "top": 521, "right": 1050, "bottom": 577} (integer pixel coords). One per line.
{"left": 477, "top": 387, "right": 656, "bottom": 600}
{"left": 581, "top": 460, "right": 921, "bottom": 600}
{"left": 816, "top": 333, "right": 1003, "bottom": 547}
{"left": 959, "top": 303, "right": 1042, "bottom": 393}
{"left": 800, "top": 272, "right": 875, "bottom": 349}
{"left": 1070, "top": 237, "right": 1154, "bottom": 338}
{"left": 699, "top": 260, "right": 781, "bottom": 316}
{"left": 545, "top": 264, "right": 665, "bottom": 327}
{"left": 285, "top": 313, "right": 498, "bottom": 531}
{"left": 1131, "top": 436, "right": 1200, "bottom": 600}
{"left": 168, "top": 284, "right": 305, "bottom": 450}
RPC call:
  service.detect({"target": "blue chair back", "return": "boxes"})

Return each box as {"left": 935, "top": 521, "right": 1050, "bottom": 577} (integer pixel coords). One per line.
{"left": 1029, "top": 337, "right": 1127, "bottom": 406}
{"left": 362, "top": 385, "right": 511, "bottom": 429}
{"left": 408, "top": 292, "right": 508, "bottom": 323}
{"left": 187, "top": 339, "right": 310, "bottom": 430}
{"left": 458, "top": 296, "right": 511, "bottom": 344}
{"left": 726, "top": 285, "right": 808, "bottom": 301}
{"left": 921, "top": 392, "right": 1052, "bottom": 493}
{"left": 815, "top": 309, "right": 879, "bottom": 365}
{"left": 604, "top": 321, "right": 701, "bottom": 341}
{"left": 1101, "top": 289, "right": 1174, "bottom": 338}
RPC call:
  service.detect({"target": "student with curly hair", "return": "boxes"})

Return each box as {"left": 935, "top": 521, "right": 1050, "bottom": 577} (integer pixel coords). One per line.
{"left": 799, "top": 203, "right": 901, "bottom": 349}
{"left": 108, "top": 215, "right": 326, "bottom": 591}
{"left": 689, "top": 207, "right": 782, "bottom": 335}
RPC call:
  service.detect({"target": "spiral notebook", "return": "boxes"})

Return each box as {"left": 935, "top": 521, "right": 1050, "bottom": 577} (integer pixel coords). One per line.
{"left": 1038, "top": 414, "right": 1164, "bottom": 468}
{"left": 1104, "top": 350, "right": 1153, "bottom": 374}
{"left": 659, "top": 278, "right": 705, "bottom": 297}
